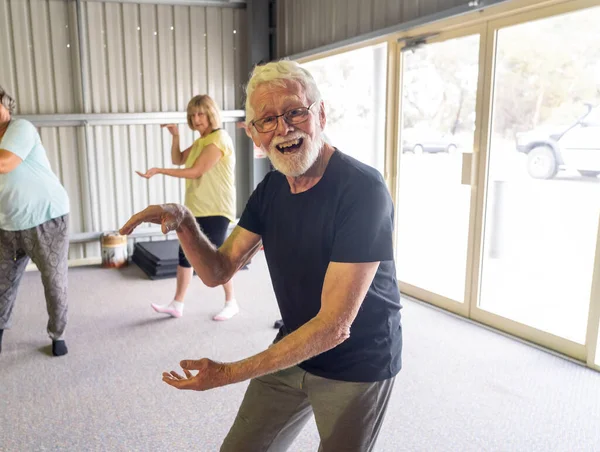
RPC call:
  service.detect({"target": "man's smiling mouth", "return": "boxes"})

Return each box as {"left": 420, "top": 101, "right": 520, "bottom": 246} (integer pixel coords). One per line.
{"left": 276, "top": 138, "right": 303, "bottom": 154}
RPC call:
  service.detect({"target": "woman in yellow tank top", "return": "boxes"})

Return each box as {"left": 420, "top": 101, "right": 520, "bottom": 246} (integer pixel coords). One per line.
{"left": 136, "top": 95, "right": 238, "bottom": 321}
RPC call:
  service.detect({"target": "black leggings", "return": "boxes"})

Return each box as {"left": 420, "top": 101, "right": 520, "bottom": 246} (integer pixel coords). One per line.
{"left": 178, "top": 216, "right": 230, "bottom": 268}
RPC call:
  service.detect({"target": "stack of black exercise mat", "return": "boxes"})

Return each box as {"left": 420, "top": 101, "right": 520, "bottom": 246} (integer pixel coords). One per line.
{"left": 132, "top": 237, "right": 251, "bottom": 280}
{"left": 132, "top": 240, "right": 180, "bottom": 280}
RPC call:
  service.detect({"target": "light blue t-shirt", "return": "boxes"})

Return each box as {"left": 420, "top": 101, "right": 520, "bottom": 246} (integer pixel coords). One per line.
{"left": 0, "top": 119, "right": 70, "bottom": 231}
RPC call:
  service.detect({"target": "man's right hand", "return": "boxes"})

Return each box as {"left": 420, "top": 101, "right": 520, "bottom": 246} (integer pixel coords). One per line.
{"left": 119, "top": 204, "right": 190, "bottom": 236}
{"left": 161, "top": 124, "right": 179, "bottom": 137}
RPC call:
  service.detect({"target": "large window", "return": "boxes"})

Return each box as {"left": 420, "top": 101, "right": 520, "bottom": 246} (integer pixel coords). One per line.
{"left": 302, "top": 44, "right": 387, "bottom": 174}
{"left": 479, "top": 5, "right": 600, "bottom": 344}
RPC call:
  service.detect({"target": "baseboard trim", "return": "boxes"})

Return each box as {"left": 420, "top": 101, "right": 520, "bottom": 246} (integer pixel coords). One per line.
{"left": 25, "top": 257, "right": 103, "bottom": 272}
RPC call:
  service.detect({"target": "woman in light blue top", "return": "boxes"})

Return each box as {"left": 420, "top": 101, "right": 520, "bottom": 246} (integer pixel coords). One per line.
{"left": 0, "top": 86, "right": 70, "bottom": 357}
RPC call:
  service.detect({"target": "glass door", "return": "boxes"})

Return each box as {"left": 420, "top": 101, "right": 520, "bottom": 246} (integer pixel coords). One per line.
{"left": 395, "top": 31, "right": 481, "bottom": 311}
{"left": 475, "top": 4, "right": 600, "bottom": 348}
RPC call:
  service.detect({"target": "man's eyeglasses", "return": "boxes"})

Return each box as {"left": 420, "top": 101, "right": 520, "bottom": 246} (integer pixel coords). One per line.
{"left": 251, "top": 102, "right": 317, "bottom": 133}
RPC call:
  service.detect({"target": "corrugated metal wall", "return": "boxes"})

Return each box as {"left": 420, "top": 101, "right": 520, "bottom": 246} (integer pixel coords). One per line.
{"left": 0, "top": 0, "right": 248, "bottom": 262}
{"left": 0, "top": 0, "right": 80, "bottom": 112}
{"left": 276, "top": 0, "right": 465, "bottom": 56}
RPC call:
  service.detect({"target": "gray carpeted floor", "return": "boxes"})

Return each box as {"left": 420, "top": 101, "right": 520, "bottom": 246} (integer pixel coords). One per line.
{"left": 1, "top": 252, "right": 600, "bottom": 452}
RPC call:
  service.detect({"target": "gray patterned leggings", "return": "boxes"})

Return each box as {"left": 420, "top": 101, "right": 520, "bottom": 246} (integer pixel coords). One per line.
{"left": 0, "top": 215, "right": 69, "bottom": 340}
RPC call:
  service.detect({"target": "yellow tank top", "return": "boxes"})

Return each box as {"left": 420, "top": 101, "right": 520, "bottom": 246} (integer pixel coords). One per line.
{"left": 184, "top": 129, "right": 236, "bottom": 222}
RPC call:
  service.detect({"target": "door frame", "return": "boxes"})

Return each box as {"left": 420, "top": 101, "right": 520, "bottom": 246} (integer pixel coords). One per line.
{"left": 394, "top": 24, "right": 487, "bottom": 319}
{"left": 469, "top": 0, "right": 600, "bottom": 363}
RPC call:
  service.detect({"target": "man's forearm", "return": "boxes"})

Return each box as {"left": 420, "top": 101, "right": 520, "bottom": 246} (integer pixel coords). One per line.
{"left": 224, "top": 316, "right": 348, "bottom": 385}
{"left": 176, "top": 214, "right": 231, "bottom": 286}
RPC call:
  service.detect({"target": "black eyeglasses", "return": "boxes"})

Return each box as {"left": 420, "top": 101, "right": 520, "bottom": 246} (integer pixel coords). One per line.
{"left": 251, "top": 102, "right": 317, "bottom": 133}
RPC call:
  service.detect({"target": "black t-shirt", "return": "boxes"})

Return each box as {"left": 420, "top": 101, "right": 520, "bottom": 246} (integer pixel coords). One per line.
{"left": 238, "top": 150, "right": 402, "bottom": 382}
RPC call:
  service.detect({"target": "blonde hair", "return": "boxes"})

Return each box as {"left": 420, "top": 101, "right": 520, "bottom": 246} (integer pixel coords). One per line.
{"left": 245, "top": 59, "right": 321, "bottom": 123}
{"left": 187, "top": 95, "right": 222, "bottom": 131}
{"left": 0, "top": 86, "right": 16, "bottom": 115}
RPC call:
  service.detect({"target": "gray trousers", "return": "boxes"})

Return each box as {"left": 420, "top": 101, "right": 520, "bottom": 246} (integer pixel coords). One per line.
{"left": 221, "top": 365, "right": 396, "bottom": 452}
{"left": 0, "top": 215, "right": 69, "bottom": 340}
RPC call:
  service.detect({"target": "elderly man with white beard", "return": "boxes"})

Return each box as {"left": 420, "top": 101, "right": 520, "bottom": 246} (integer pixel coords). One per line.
{"left": 120, "top": 60, "right": 402, "bottom": 452}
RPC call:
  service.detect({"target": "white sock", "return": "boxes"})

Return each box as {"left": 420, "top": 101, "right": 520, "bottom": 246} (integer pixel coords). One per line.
{"left": 213, "top": 299, "right": 239, "bottom": 321}
{"left": 151, "top": 300, "right": 184, "bottom": 317}
{"left": 171, "top": 300, "right": 184, "bottom": 313}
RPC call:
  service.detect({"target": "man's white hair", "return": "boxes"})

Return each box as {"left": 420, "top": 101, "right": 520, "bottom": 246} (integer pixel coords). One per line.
{"left": 245, "top": 59, "right": 321, "bottom": 124}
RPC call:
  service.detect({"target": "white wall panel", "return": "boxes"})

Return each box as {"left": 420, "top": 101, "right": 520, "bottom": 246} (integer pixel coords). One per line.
{"left": 86, "top": 2, "right": 110, "bottom": 112}
{"left": 190, "top": 7, "right": 209, "bottom": 97}
{"left": 233, "top": 7, "right": 247, "bottom": 108}
{"left": 207, "top": 7, "right": 225, "bottom": 107}
{"left": 0, "top": 1, "right": 16, "bottom": 95}
{"left": 222, "top": 8, "right": 235, "bottom": 110}
{"left": 30, "top": 1, "right": 56, "bottom": 113}
{"left": 2, "top": 0, "right": 248, "bottom": 265}
{"left": 39, "top": 126, "right": 87, "bottom": 259}
{"left": 122, "top": 4, "right": 145, "bottom": 111}
{"left": 8, "top": 0, "right": 37, "bottom": 112}
{"left": 1, "top": 0, "right": 79, "bottom": 114}
{"left": 58, "top": 128, "right": 87, "bottom": 259}
{"left": 277, "top": 0, "right": 465, "bottom": 57}
{"left": 105, "top": 5, "right": 128, "bottom": 112}
{"left": 173, "top": 7, "right": 191, "bottom": 111}
{"left": 232, "top": 8, "right": 250, "bottom": 209}
{"left": 157, "top": 4, "right": 177, "bottom": 111}
{"left": 51, "top": 1, "right": 80, "bottom": 113}
{"left": 139, "top": 5, "right": 162, "bottom": 111}
{"left": 128, "top": 126, "right": 151, "bottom": 213}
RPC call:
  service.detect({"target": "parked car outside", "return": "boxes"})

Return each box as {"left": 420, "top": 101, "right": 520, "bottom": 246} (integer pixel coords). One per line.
{"left": 515, "top": 104, "right": 600, "bottom": 179}
{"left": 402, "top": 128, "right": 458, "bottom": 154}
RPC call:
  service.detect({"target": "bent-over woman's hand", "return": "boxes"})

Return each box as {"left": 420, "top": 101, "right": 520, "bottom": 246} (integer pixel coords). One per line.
{"left": 119, "top": 203, "right": 190, "bottom": 236}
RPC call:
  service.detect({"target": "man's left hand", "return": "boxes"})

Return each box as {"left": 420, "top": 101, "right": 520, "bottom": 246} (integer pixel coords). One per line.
{"left": 162, "top": 358, "right": 232, "bottom": 391}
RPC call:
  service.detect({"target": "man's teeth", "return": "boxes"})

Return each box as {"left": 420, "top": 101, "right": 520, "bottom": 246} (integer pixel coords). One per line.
{"left": 279, "top": 138, "right": 300, "bottom": 149}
